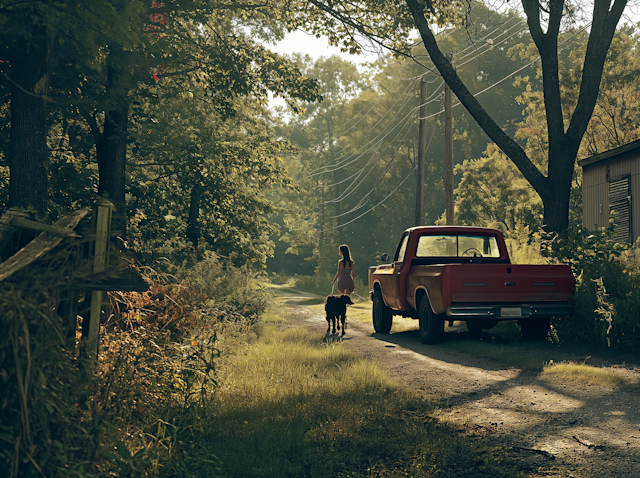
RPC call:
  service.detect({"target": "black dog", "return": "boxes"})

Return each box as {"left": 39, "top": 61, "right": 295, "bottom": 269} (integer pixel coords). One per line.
{"left": 324, "top": 294, "right": 354, "bottom": 335}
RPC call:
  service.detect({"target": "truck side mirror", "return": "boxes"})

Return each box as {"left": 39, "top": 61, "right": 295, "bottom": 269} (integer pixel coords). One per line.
{"left": 380, "top": 253, "right": 389, "bottom": 262}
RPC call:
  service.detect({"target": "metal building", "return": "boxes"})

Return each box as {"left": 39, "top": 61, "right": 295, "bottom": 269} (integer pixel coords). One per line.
{"left": 578, "top": 139, "right": 640, "bottom": 243}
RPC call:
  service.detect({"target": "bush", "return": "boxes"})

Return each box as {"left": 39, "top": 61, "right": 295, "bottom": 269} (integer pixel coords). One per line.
{"left": 292, "top": 272, "right": 334, "bottom": 295}
{"left": 540, "top": 225, "right": 640, "bottom": 351}
{"left": 0, "top": 249, "right": 265, "bottom": 477}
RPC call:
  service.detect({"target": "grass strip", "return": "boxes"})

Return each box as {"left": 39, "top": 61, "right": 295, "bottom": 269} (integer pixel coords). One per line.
{"left": 155, "top": 324, "right": 528, "bottom": 477}
{"left": 542, "top": 361, "right": 632, "bottom": 387}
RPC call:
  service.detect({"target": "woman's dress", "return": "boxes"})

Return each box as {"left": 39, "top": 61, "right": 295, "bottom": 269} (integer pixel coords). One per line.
{"left": 337, "top": 262, "right": 354, "bottom": 292}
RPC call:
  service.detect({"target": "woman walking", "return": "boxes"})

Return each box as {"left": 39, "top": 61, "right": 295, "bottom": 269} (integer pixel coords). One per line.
{"left": 332, "top": 244, "right": 355, "bottom": 296}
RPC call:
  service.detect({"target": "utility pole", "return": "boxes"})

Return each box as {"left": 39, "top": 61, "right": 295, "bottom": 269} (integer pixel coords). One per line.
{"left": 319, "top": 180, "right": 325, "bottom": 249}
{"left": 444, "top": 52, "right": 454, "bottom": 225}
{"left": 327, "top": 114, "right": 342, "bottom": 244}
{"left": 415, "top": 78, "right": 427, "bottom": 227}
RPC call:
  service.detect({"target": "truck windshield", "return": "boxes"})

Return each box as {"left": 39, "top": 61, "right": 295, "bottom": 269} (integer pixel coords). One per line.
{"left": 416, "top": 235, "right": 501, "bottom": 258}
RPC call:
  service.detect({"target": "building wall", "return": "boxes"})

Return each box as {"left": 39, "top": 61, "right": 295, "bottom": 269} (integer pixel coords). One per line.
{"left": 582, "top": 149, "right": 640, "bottom": 242}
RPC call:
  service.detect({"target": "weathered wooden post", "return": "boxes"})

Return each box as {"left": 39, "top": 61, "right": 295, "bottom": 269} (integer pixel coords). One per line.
{"left": 83, "top": 198, "right": 113, "bottom": 359}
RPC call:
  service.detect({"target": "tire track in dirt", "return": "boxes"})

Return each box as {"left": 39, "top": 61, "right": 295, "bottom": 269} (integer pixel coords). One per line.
{"left": 274, "top": 289, "right": 640, "bottom": 478}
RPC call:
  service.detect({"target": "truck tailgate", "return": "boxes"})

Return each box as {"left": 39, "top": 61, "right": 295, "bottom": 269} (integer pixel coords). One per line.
{"left": 450, "top": 263, "right": 574, "bottom": 303}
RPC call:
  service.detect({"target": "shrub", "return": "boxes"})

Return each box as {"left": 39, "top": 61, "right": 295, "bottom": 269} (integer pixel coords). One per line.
{"left": 540, "top": 225, "right": 640, "bottom": 351}
{"left": 0, "top": 248, "right": 264, "bottom": 477}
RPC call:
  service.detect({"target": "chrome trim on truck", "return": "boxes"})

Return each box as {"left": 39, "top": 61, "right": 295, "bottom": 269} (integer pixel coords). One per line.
{"left": 446, "top": 303, "right": 574, "bottom": 318}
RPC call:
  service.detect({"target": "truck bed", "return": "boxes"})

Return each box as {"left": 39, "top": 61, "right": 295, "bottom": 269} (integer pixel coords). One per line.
{"left": 407, "top": 262, "right": 574, "bottom": 315}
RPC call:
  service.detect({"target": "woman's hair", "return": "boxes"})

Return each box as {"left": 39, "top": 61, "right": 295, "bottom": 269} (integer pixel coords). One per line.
{"left": 340, "top": 244, "right": 352, "bottom": 267}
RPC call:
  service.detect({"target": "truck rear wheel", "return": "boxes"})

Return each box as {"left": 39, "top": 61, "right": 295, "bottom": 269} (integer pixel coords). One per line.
{"left": 373, "top": 289, "right": 393, "bottom": 333}
{"left": 518, "top": 318, "right": 551, "bottom": 341}
{"left": 419, "top": 296, "right": 444, "bottom": 344}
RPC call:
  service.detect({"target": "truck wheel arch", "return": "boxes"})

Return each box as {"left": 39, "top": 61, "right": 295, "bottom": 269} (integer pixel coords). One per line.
{"left": 372, "top": 281, "right": 387, "bottom": 306}
{"left": 414, "top": 287, "right": 434, "bottom": 315}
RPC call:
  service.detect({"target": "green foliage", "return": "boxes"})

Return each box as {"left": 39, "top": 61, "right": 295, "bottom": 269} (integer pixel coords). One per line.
{"left": 0, "top": 246, "right": 267, "bottom": 477}
{"left": 178, "top": 251, "right": 271, "bottom": 323}
{"left": 156, "top": 323, "right": 527, "bottom": 477}
{"left": 127, "top": 86, "right": 297, "bottom": 265}
{"left": 291, "top": 271, "right": 335, "bottom": 296}
{"left": 292, "top": 272, "right": 367, "bottom": 298}
{"left": 273, "top": 6, "right": 541, "bottom": 282}
{"left": 446, "top": 145, "right": 544, "bottom": 233}
{"left": 539, "top": 224, "right": 640, "bottom": 351}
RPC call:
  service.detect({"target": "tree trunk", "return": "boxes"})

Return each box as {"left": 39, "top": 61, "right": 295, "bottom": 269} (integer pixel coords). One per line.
{"left": 95, "top": 51, "right": 133, "bottom": 242}
{"left": 8, "top": 26, "right": 49, "bottom": 216}
{"left": 404, "top": 0, "right": 627, "bottom": 234}
{"left": 541, "top": 183, "right": 571, "bottom": 234}
{"left": 539, "top": 144, "right": 577, "bottom": 233}
{"left": 186, "top": 181, "right": 202, "bottom": 247}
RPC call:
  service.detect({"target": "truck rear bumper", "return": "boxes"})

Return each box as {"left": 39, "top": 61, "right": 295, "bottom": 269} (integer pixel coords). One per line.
{"left": 446, "top": 303, "right": 574, "bottom": 319}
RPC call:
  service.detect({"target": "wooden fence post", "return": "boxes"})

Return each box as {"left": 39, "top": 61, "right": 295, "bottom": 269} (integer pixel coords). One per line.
{"left": 83, "top": 198, "right": 113, "bottom": 359}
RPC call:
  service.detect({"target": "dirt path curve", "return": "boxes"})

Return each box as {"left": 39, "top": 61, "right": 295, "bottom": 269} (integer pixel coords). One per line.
{"left": 273, "top": 288, "right": 640, "bottom": 478}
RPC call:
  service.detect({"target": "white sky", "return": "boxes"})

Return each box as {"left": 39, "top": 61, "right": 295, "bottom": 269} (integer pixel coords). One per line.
{"left": 268, "top": 29, "right": 379, "bottom": 111}
{"left": 270, "top": 29, "right": 374, "bottom": 64}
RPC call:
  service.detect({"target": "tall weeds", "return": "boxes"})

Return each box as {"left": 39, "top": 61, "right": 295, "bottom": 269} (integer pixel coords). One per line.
{"left": 0, "top": 248, "right": 266, "bottom": 477}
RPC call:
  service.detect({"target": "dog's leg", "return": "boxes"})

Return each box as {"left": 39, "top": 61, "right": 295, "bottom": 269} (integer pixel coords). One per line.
{"left": 341, "top": 314, "right": 346, "bottom": 336}
{"left": 326, "top": 315, "right": 331, "bottom": 334}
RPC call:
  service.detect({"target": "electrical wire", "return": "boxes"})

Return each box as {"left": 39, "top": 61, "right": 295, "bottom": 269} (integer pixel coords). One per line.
{"left": 326, "top": 118, "right": 415, "bottom": 219}
{"left": 313, "top": 80, "right": 444, "bottom": 182}
{"left": 322, "top": 115, "right": 414, "bottom": 205}
{"left": 323, "top": 112, "right": 442, "bottom": 230}
{"left": 322, "top": 23, "right": 592, "bottom": 230}
{"left": 310, "top": 79, "right": 420, "bottom": 175}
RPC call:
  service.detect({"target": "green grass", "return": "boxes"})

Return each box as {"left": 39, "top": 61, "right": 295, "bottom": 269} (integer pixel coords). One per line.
{"left": 542, "top": 361, "right": 635, "bottom": 388}
{"left": 276, "top": 288, "right": 635, "bottom": 387}
{"left": 154, "top": 323, "right": 528, "bottom": 477}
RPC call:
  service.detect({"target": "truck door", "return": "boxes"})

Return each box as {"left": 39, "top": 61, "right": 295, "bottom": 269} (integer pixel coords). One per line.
{"left": 381, "top": 233, "right": 409, "bottom": 309}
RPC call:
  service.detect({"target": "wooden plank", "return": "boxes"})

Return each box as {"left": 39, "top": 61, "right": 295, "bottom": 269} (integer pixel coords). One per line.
{"left": 0, "top": 208, "right": 90, "bottom": 282}
{"left": 70, "top": 271, "right": 149, "bottom": 292}
{"left": 86, "top": 200, "right": 112, "bottom": 359}
{"left": 10, "top": 216, "right": 80, "bottom": 238}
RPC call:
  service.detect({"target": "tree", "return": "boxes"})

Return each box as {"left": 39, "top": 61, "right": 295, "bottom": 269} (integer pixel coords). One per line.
{"left": 78, "top": 4, "right": 321, "bottom": 240}
{"left": 273, "top": 7, "right": 544, "bottom": 279}
{"left": 452, "top": 26, "right": 640, "bottom": 235}
{"left": 126, "top": 81, "right": 301, "bottom": 265}
{"left": 297, "top": 0, "right": 629, "bottom": 233}
{"left": 0, "top": 0, "right": 147, "bottom": 215}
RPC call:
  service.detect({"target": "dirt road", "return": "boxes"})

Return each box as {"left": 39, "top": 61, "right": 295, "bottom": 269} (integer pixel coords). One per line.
{"left": 274, "top": 288, "right": 640, "bottom": 478}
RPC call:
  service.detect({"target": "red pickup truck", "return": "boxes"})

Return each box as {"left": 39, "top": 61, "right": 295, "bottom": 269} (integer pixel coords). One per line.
{"left": 368, "top": 226, "right": 575, "bottom": 344}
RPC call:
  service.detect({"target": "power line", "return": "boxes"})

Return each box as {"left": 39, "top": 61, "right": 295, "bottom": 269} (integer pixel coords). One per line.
{"left": 324, "top": 111, "right": 442, "bottom": 229}
{"left": 310, "top": 79, "right": 420, "bottom": 176}
{"left": 326, "top": 118, "right": 415, "bottom": 219}
{"left": 324, "top": 23, "right": 591, "bottom": 231}
{"left": 322, "top": 115, "right": 414, "bottom": 205}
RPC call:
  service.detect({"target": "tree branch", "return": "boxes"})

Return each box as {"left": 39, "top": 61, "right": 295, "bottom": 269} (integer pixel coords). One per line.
{"left": 566, "top": 0, "right": 627, "bottom": 147}
{"left": 404, "top": 0, "right": 547, "bottom": 193}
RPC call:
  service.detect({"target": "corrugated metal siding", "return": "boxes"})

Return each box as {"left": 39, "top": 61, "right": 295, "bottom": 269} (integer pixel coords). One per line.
{"left": 582, "top": 163, "right": 608, "bottom": 231}
{"left": 609, "top": 177, "right": 631, "bottom": 242}
{"left": 582, "top": 150, "right": 640, "bottom": 242}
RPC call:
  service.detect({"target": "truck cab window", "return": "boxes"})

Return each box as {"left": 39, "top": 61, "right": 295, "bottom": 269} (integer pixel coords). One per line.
{"left": 416, "top": 235, "right": 501, "bottom": 258}
{"left": 417, "top": 235, "right": 456, "bottom": 257}
{"left": 395, "top": 234, "right": 409, "bottom": 262}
